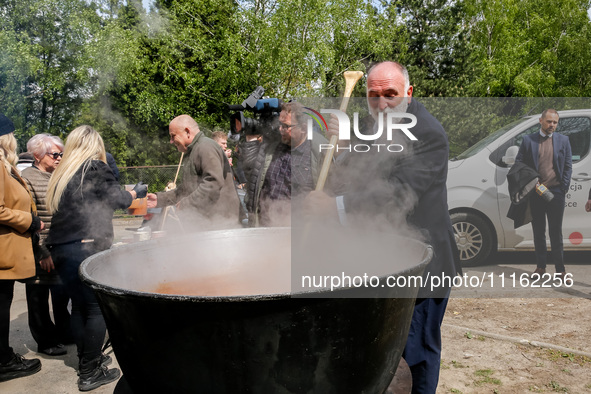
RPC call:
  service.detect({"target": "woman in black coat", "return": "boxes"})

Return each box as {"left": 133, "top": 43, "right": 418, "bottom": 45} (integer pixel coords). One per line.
{"left": 46, "top": 125, "right": 146, "bottom": 391}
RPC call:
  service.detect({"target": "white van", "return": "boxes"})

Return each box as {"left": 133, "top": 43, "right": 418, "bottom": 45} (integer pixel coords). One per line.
{"left": 447, "top": 110, "right": 591, "bottom": 265}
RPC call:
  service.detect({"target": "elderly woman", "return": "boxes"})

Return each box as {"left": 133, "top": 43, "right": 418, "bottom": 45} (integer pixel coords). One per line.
{"left": 21, "top": 134, "right": 72, "bottom": 357}
{"left": 46, "top": 125, "right": 146, "bottom": 391}
{"left": 0, "top": 114, "right": 42, "bottom": 382}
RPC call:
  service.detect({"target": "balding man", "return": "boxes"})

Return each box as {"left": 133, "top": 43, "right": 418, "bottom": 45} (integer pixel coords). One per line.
{"left": 306, "top": 61, "right": 459, "bottom": 393}
{"left": 147, "top": 115, "right": 241, "bottom": 229}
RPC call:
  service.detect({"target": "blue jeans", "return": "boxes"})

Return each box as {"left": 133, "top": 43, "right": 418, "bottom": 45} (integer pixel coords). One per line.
{"left": 50, "top": 242, "right": 107, "bottom": 364}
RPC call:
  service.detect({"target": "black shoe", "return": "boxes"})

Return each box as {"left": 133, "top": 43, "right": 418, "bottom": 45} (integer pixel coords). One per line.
{"left": 78, "top": 363, "right": 120, "bottom": 392}
{"left": 100, "top": 354, "right": 112, "bottom": 368}
{"left": 40, "top": 344, "right": 67, "bottom": 356}
{"left": 0, "top": 353, "right": 42, "bottom": 382}
{"left": 77, "top": 354, "right": 112, "bottom": 376}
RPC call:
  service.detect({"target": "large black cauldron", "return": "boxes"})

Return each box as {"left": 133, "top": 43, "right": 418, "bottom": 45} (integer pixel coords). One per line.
{"left": 80, "top": 228, "right": 431, "bottom": 393}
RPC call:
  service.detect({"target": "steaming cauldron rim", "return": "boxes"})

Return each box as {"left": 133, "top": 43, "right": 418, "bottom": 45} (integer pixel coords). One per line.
{"left": 79, "top": 227, "right": 433, "bottom": 302}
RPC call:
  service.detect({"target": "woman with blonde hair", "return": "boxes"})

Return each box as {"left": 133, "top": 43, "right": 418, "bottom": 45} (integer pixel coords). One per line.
{"left": 0, "top": 113, "right": 43, "bottom": 382}
{"left": 46, "top": 125, "right": 146, "bottom": 391}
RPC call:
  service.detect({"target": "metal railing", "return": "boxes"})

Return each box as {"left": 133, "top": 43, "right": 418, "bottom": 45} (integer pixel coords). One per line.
{"left": 118, "top": 165, "right": 180, "bottom": 193}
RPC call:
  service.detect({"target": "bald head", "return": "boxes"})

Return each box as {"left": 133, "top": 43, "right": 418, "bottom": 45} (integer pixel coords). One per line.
{"left": 367, "top": 62, "right": 411, "bottom": 96}
{"left": 169, "top": 115, "right": 200, "bottom": 153}
{"left": 366, "top": 61, "right": 413, "bottom": 123}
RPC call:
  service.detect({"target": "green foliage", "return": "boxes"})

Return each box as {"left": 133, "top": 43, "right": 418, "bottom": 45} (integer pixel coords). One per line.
{"left": 2, "top": 0, "right": 591, "bottom": 161}
{"left": 546, "top": 380, "right": 569, "bottom": 392}
{"left": 0, "top": 0, "right": 102, "bottom": 150}
{"left": 466, "top": 0, "right": 591, "bottom": 97}
{"left": 451, "top": 360, "right": 467, "bottom": 368}
{"left": 422, "top": 97, "right": 531, "bottom": 156}
{"left": 473, "top": 369, "right": 502, "bottom": 386}
{"left": 0, "top": 29, "right": 40, "bottom": 138}
{"left": 87, "top": 0, "right": 246, "bottom": 165}
{"left": 387, "top": 0, "right": 474, "bottom": 97}
{"left": 119, "top": 166, "right": 179, "bottom": 192}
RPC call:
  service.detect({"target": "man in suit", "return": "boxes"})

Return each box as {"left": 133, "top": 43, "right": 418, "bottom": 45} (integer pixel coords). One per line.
{"left": 305, "top": 61, "right": 459, "bottom": 393}
{"left": 515, "top": 109, "right": 572, "bottom": 278}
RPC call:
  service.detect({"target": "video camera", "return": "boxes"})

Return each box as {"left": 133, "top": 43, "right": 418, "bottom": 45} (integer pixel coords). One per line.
{"left": 229, "top": 86, "right": 283, "bottom": 141}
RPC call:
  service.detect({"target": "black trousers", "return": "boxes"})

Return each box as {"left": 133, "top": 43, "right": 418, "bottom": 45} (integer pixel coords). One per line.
{"left": 25, "top": 283, "right": 71, "bottom": 350}
{"left": 530, "top": 189, "right": 566, "bottom": 272}
{"left": 51, "top": 242, "right": 107, "bottom": 364}
{"left": 402, "top": 296, "right": 450, "bottom": 394}
{"left": 0, "top": 280, "right": 15, "bottom": 364}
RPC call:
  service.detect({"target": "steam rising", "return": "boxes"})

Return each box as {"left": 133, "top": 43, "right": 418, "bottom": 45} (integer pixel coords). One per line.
{"left": 85, "top": 227, "right": 430, "bottom": 299}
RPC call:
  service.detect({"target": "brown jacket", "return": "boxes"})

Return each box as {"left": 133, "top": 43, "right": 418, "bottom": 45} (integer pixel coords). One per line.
{"left": 156, "top": 132, "right": 241, "bottom": 230}
{"left": 0, "top": 164, "right": 35, "bottom": 280}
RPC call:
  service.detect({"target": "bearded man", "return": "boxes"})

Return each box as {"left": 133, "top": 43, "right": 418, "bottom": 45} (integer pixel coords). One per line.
{"left": 306, "top": 61, "right": 460, "bottom": 393}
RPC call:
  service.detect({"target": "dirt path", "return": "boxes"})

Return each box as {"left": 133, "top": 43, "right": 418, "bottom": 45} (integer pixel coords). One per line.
{"left": 438, "top": 297, "right": 591, "bottom": 393}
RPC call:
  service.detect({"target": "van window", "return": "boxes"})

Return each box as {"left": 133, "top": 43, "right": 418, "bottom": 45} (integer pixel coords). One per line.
{"left": 558, "top": 117, "right": 591, "bottom": 161}
{"left": 490, "top": 116, "right": 591, "bottom": 166}
{"left": 453, "top": 118, "right": 526, "bottom": 161}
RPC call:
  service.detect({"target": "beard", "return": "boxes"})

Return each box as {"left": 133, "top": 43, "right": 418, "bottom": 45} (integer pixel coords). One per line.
{"left": 368, "top": 96, "right": 409, "bottom": 127}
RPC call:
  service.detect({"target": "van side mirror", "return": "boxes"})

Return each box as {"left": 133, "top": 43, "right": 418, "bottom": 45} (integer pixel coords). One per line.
{"left": 502, "top": 146, "right": 519, "bottom": 166}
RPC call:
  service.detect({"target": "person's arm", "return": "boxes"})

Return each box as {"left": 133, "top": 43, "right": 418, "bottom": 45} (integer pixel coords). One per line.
{"left": 514, "top": 141, "right": 526, "bottom": 164}
{"left": 94, "top": 161, "right": 134, "bottom": 209}
{"left": 21, "top": 172, "right": 52, "bottom": 260}
{"left": 238, "top": 138, "right": 263, "bottom": 188}
{"left": 39, "top": 255, "right": 55, "bottom": 272}
{"left": 325, "top": 114, "right": 351, "bottom": 156}
{"left": 0, "top": 166, "right": 33, "bottom": 233}
{"left": 106, "top": 153, "right": 120, "bottom": 182}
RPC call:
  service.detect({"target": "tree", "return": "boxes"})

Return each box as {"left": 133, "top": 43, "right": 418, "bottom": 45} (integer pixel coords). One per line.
{"left": 375, "top": 0, "right": 473, "bottom": 97}
{"left": 0, "top": 28, "right": 40, "bottom": 140}
{"left": 466, "top": 0, "right": 591, "bottom": 97}
{"left": 2, "top": 0, "right": 103, "bottom": 149}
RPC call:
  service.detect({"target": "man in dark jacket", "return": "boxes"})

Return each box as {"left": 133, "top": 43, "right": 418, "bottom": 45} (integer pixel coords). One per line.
{"left": 241, "top": 102, "right": 328, "bottom": 227}
{"left": 147, "top": 115, "right": 241, "bottom": 230}
{"left": 305, "top": 61, "right": 459, "bottom": 393}
{"left": 515, "top": 109, "right": 572, "bottom": 278}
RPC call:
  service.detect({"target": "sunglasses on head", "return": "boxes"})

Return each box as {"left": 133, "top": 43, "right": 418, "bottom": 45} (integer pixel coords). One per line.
{"left": 46, "top": 152, "right": 63, "bottom": 159}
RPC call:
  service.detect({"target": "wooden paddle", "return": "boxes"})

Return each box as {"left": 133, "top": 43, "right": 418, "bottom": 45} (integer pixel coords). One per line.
{"left": 314, "top": 70, "right": 364, "bottom": 191}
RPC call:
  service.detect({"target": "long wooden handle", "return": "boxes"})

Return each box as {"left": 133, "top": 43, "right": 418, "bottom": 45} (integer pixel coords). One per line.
{"left": 172, "top": 152, "right": 184, "bottom": 186}
{"left": 315, "top": 71, "right": 364, "bottom": 191}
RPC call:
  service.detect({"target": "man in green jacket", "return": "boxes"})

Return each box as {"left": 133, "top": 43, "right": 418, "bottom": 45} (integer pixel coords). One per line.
{"left": 147, "top": 115, "right": 241, "bottom": 230}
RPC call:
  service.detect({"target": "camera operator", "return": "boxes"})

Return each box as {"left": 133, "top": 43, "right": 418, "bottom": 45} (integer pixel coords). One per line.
{"left": 241, "top": 101, "right": 329, "bottom": 227}
{"left": 212, "top": 130, "right": 247, "bottom": 187}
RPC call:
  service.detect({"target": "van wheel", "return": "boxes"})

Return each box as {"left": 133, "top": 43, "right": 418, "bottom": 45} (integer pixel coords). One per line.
{"left": 450, "top": 212, "right": 495, "bottom": 266}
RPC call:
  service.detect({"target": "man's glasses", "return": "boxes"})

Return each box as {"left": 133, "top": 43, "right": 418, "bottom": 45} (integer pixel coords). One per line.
{"left": 279, "top": 123, "right": 295, "bottom": 130}
{"left": 46, "top": 152, "right": 63, "bottom": 159}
